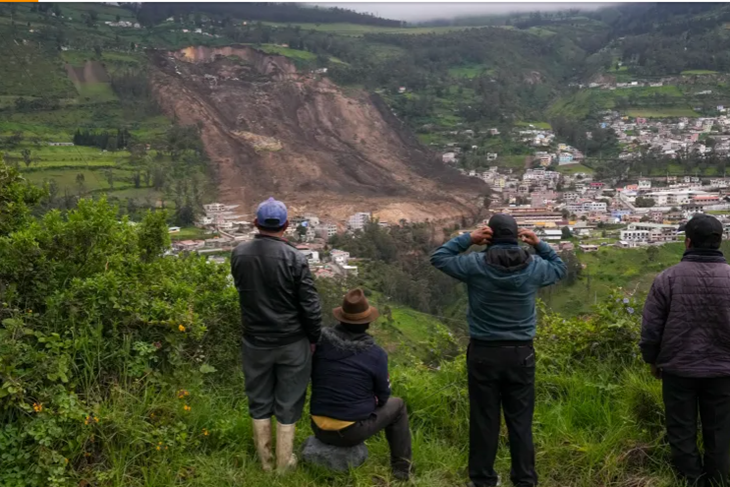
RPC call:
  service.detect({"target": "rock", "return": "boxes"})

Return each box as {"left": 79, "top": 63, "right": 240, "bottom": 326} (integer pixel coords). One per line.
{"left": 301, "top": 436, "right": 368, "bottom": 472}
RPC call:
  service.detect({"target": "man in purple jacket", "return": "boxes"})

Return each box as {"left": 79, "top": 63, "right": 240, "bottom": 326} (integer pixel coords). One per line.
{"left": 641, "top": 214, "right": 730, "bottom": 487}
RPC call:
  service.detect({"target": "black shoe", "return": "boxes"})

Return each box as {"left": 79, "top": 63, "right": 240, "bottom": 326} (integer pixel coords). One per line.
{"left": 392, "top": 462, "right": 413, "bottom": 481}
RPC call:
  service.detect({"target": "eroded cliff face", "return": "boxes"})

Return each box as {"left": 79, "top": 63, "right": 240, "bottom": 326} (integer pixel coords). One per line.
{"left": 149, "top": 45, "right": 485, "bottom": 223}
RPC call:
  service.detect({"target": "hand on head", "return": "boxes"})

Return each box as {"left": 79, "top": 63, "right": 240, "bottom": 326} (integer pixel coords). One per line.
{"left": 470, "top": 227, "right": 493, "bottom": 246}
{"left": 518, "top": 229, "right": 541, "bottom": 247}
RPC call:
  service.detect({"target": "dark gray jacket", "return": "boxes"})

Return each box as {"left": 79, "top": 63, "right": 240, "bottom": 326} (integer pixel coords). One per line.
{"left": 641, "top": 249, "right": 730, "bottom": 377}
{"left": 231, "top": 234, "right": 322, "bottom": 346}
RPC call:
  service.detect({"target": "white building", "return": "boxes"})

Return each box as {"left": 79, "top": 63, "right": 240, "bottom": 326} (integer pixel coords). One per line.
{"left": 315, "top": 224, "right": 338, "bottom": 240}
{"left": 331, "top": 249, "right": 350, "bottom": 266}
{"left": 621, "top": 223, "right": 678, "bottom": 243}
{"left": 442, "top": 152, "right": 457, "bottom": 164}
{"left": 638, "top": 179, "right": 652, "bottom": 190}
{"left": 348, "top": 212, "right": 371, "bottom": 231}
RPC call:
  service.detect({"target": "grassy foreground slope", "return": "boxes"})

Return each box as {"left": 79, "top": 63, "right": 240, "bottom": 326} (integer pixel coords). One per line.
{"left": 0, "top": 160, "right": 679, "bottom": 487}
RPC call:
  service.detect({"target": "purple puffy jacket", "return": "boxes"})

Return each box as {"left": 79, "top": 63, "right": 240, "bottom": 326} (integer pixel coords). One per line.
{"left": 641, "top": 249, "right": 730, "bottom": 378}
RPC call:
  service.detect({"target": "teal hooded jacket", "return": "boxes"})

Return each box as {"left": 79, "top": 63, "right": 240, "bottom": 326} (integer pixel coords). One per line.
{"left": 430, "top": 233, "right": 567, "bottom": 341}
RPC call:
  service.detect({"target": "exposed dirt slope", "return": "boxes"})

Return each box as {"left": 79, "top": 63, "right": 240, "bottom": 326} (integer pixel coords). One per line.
{"left": 65, "top": 61, "right": 110, "bottom": 84}
{"left": 148, "top": 46, "right": 485, "bottom": 223}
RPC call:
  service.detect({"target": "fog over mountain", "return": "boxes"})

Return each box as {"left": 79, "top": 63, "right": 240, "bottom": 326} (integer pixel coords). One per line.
{"left": 310, "top": 2, "right": 612, "bottom": 22}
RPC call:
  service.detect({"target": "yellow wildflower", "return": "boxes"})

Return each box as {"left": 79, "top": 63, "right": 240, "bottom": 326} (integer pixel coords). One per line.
{"left": 32, "top": 403, "right": 43, "bottom": 413}
{"left": 202, "top": 428, "right": 209, "bottom": 436}
{"left": 183, "top": 405, "right": 191, "bottom": 412}
{"left": 156, "top": 446, "right": 161, "bottom": 451}
{"left": 178, "top": 324, "right": 186, "bottom": 332}
{"left": 94, "top": 416, "right": 99, "bottom": 423}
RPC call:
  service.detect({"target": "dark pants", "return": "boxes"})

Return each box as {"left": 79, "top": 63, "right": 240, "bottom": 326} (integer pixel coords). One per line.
{"left": 242, "top": 337, "right": 311, "bottom": 425}
{"left": 468, "top": 341, "right": 537, "bottom": 487}
{"left": 312, "top": 397, "right": 412, "bottom": 472}
{"left": 663, "top": 373, "right": 730, "bottom": 487}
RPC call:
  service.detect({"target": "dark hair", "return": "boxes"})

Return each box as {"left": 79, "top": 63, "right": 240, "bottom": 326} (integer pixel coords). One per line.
{"left": 340, "top": 322, "right": 370, "bottom": 332}
{"left": 686, "top": 214, "right": 723, "bottom": 250}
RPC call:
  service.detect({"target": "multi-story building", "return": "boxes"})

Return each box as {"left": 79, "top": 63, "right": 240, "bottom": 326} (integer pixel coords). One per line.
{"left": 315, "top": 224, "right": 338, "bottom": 240}
{"left": 497, "top": 207, "right": 564, "bottom": 228}
{"left": 348, "top": 212, "right": 371, "bottom": 231}
{"left": 567, "top": 201, "right": 608, "bottom": 213}
{"left": 621, "top": 223, "right": 678, "bottom": 243}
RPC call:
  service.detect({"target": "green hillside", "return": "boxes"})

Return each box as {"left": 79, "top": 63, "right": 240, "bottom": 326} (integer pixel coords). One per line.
{"left": 0, "top": 162, "right": 683, "bottom": 487}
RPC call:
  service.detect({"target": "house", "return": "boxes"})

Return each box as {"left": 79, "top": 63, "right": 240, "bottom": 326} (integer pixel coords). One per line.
{"left": 442, "top": 152, "right": 457, "bottom": 164}
{"left": 398, "top": 87, "right": 407, "bottom": 94}
{"left": 616, "top": 240, "right": 638, "bottom": 249}
{"left": 341, "top": 264, "right": 359, "bottom": 276}
{"left": 330, "top": 249, "right": 350, "bottom": 266}
{"left": 300, "top": 250, "right": 320, "bottom": 265}
{"left": 579, "top": 245, "right": 599, "bottom": 252}
{"left": 638, "top": 179, "right": 652, "bottom": 190}
{"left": 489, "top": 128, "right": 500, "bottom": 136}
{"left": 168, "top": 226, "right": 181, "bottom": 234}
{"left": 487, "top": 153, "right": 498, "bottom": 161}
{"left": 558, "top": 153, "right": 574, "bottom": 165}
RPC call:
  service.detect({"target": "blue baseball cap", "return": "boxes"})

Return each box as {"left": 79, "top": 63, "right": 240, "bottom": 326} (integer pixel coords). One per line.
{"left": 256, "top": 197, "right": 288, "bottom": 229}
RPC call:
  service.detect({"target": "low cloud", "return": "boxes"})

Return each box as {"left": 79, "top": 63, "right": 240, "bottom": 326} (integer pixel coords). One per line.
{"left": 310, "top": 3, "right": 612, "bottom": 23}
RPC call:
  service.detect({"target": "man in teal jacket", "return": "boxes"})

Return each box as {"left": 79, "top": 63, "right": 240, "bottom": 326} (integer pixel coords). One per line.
{"left": 431, "top": 214, "right": 566, "bottom": 487}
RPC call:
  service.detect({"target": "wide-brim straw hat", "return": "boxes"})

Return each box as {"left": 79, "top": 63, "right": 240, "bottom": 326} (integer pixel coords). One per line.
{"left": 332, "top": 288, "right": 380, "bottom": 325}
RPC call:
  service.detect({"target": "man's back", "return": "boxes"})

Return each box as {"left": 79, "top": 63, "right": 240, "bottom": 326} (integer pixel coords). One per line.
{"left": 642, "top": 256, "right": 730, "bottom": 377}
{"left": 231, "top": 235, "right": 321, "bottom": 346}
{"left": 311, "top": 326, "right": 390, "bottom": 422}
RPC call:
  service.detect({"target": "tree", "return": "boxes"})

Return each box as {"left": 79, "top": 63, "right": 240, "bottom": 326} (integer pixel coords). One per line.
{"left": 105, "top": 169, "right": 114, "bottom": 190}
{"left": 561, "top": 226, "right": 573, "bottom": 240}
{"left": 0, "top": 156, "right": 46, "bottom": 236}
{"left": 647, "top": 245, "right": 659, "bottom": 262}
{"left": 21, "top": 149, "right": 32, "bottom": 167}
{"left": 635, "top": 196, "right": 656, "bottom": 208}
{"left": 75, "top": 173, "right": 86, "bottom": 194}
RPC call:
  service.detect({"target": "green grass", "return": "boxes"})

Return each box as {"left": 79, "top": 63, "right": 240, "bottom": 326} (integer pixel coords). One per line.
{"left": 21, "top": 167, "right": 132, "bottom": 193}
{"left": 496, "top": 154, "right": 529, "bottom": 169}
{"left": 0, "top": 29, "right": 76, "bottom": 98}
{"left": 627, "top": 108, "right": 699, "bottom": 118}
{"left": 516, "top": 121, "right": 552, "bottom": 130}
{"left": 257, "top": 44, "right": 317, "bottom": 61}
{"left": 556, "top": 164, "right": 594, "bottom": 175}
{"left": 264, "top": 21, "right": 478, "bottom": 36}
{"left": 170, "top": 226, "right": 213, "bottom": 241}
{"left": 75, "top": 82, "right": 118, "bottom": 102}
{"left": 448, "top": 64, "right": 489, "bottom": 78}
{"left": 542, "top": 243, "right": 686, "bottom": 316}
{"left": 681, "top": 69, "right": 718, "bottom": 75}
{"left": 549, "top": 85, "right": 695, "bottom": 119}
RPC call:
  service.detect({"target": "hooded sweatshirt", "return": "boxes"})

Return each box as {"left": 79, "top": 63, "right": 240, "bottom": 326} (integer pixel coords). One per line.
{"left": 431, "top": 233, "right": 567, "bottom": 341}
{"left": 310, "top": 325, "right": 391, "bottom": 423}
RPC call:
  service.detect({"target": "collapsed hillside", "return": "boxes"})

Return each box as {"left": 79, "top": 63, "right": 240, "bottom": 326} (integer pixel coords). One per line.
{"left": 148, "top": 45, "right": 485, "bottom": 223}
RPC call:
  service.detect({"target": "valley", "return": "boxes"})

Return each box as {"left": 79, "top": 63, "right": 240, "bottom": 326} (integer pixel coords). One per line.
{"left": 4, "top": 3, "right": 730, "bottom": 486}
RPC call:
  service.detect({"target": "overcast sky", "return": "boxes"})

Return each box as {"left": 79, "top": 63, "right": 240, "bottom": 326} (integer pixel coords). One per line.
{"left": 311, "top": 3, "right": 612, "bottom": 22}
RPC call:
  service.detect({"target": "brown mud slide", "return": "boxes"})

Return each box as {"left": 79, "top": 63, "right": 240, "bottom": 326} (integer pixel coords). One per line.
{"left": 148, "top": 45, "right": 486, "bottom": 224}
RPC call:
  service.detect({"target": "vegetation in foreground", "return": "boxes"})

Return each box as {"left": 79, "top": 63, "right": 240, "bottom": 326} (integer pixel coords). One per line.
{"left": 0, "top": 159, "right": 688, "bottom": 487}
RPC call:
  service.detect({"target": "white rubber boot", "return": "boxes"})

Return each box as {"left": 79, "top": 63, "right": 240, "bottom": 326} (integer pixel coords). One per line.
{"left": 252, "top": 418, "right": 274, "bottom": 472}
{"left": 275, "top": 422, "right": 298, "bottom": 473}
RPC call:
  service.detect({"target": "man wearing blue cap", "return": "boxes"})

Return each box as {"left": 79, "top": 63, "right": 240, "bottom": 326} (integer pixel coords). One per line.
{"left": 231, "top": 197, "right": 323, "bottom": 473}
